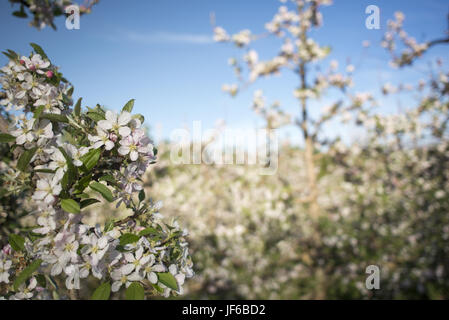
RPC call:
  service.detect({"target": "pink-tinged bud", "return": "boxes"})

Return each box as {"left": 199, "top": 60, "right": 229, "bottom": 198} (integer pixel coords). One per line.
{"left": 29, "top": 64, "right": 36, "bottom": 71}
{"left": 109, "top": 132, "right": 118, "bottom": 142}
{"left": 2, "top": 244, "right": 12, "bottom": 255}
{"left": 19, "top": 59, "right": 25, "bottom": 65}
{"left": 46, "top": 71, "right": 54, "bottom": 78}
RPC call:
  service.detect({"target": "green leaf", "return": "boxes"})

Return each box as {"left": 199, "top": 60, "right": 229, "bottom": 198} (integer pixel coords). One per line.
{"left": 98, "top": 174, "right": 118, "bottom": 186}
{"left": 30, "top": 43, "right": 48, "bottom": 60}
{"left": 74, "top": 98, "right": 82, "bottom": 117}
{"left": 138, "top": 190, "right": 145, "bottom": 202}
{"left": 157, "top": 272, "right": 178, "bottom": 291}
{"left": 17, "top": 147, "right": 37, "bottom": 172}
{"left": 122, "top": 99, "right": 135, "bottom": 113}
{"left": 104, "top": 220, "right": 115, "bottom": 233}
{"left": 61, "top": 171, "right": 69, "bottom": 190}
{"left": 90, "top": 182, "right": 114, "bottom": 202}
{"left": 67, "top": 86, "right": 74, "bottom": 97}
{"left": 60, "top": 199, "right": 80, "bottom": 214}
{"left": 80, "top": 148, "right": 101, "bottom": 171}
{"left": 33, "top": 106, "right": 45, "bottom": 119}
{"left": 151, "top": 283, "right": 164, "bottom": 293}
{"left": 34, "top": 168, "right": 56, "bottom": 174}
{"left": 12, "top": 10, "right": 28, "bottom": 18}
{"left": 36, "top": 274, "right": 46, "bottom": 288}
{"left": 119, "top": 233, "right": 140, "bottom": 246}
{"left": 87, "top": 112, "right": 105, "bottom": 122}
{"left": 75, "top": 174, "right": 92, "bottom": 193}
{"left": 80, "top": 198, "right": 100, "bottom": 209}
{"left": 138, "top": 227, "right": 158, "bottom": 237}
{"left": 93, "top": 104, "right": 106, "bottom": 115}
{"left": 9, "top": 234, "right": 25, "bottom": 252}
{"left": 91, "top": 282, "right": 111, "bottom": 300}
{"left": 58, "top": 147, "right": 77, "bottom": 188}
{"left": 125, "top": 282, "right": 145, "bottom": 300}
{"left": 2, "top": 51, "right": 16, "bottom": 60}
{"left": 14, "top": 259, "right": 42, "bottom": 291}
{"left": 77, "top": 192, "right": 90, "bottom": 199}
{"left": 28, "top": 232, "right": 45, "bottom": 242}
{"left": 39, "top": 113, "right": 68, "bottom": 123}
{"left": 0, "top": 133, "right": 16, "bottom": 143}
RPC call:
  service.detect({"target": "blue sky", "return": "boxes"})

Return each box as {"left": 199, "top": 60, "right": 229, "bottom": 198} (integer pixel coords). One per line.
{"left": 0, "top": 0, "right": 448, "bottom": 145}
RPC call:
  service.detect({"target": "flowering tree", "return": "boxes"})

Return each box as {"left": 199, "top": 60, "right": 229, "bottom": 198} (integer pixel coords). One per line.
{"left": 7, "top": 0, "right": 99, "bottom": 29}
{"left": 0, "top": 44, "right": 193, "bottom": 300}
{"left": 214, "top": 0, "right": 365, "bottom": 219}
{"left": 382, "top": 11, "right": 449, "bottom": 68}
{"left": 186, "top": 1, "right": 449, "bottom": 299}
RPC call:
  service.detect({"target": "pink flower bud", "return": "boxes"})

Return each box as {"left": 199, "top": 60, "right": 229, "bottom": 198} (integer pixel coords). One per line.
{"left": 2, "top": 244, "right": 12, "bottom": 255}
{"left": 109, "top": 132, "right": 118, "bottom": 142}
{"left": 29, "top": 64, "right": 36, "bottom": 71}
{"left": 46, "top": 71, "right": 54, "bottom": 78}
{"left": 19, "top": 59, "right": 25, "bottom": 65}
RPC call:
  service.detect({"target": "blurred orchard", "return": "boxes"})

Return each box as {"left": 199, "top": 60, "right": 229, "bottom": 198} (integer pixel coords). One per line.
{"left": 1, "top": 0, "right": 449, "bottom": 299}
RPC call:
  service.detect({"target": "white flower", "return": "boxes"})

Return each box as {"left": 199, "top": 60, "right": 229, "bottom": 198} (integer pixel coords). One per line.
{"left": 32, "top": 175, "right": 62, "bottom": 204}
{"left": 244, "top": 50, "right": 258, "bottom": 66}
{"left": 81, "top": 234, "right": 109, "bottom": 266}
{"left": 232, "top": 29, "right": 251, "bottom": 47}
{"left": 66, "top": 144, "right": 89, "bottom": 167}
{"left": 48, "top": 148, "right": 67, "bottom": 181}
{"left": 33, "top": 119, "right": 54, "bottom": 143}
{"left": 213, "top": 26, "right": 230, "bottom": 42}
{"left": 122, "top": 246, "right": 150, "bottom": 274}
{"left": 88, "top": 128, "right": 115, "bottom": 150}
{"left": 222, "top": 84, "right": 238, "bottom": 96}
{"left": 53, "top": 232, "right": 79, "bottom": 265}
{"left": 20, "top": 72, "right": 46, "bottom": 97}
{"left": 64, "top": 264, "right": 80, "bottom": 290}
{"left": 33, "top": 205, "right": 58, "bottom": 234}
{"left": 118, "top": 129, "right": 153, "bottom": 161}
{"left": 142, "top": 255, "right": 165, "bottom": 284}
{"left": 98, "top": 110, "right": 132, "bottom": 137}
{"left": 10, "top": 117, "right": 35, "bottom": 145}
{"left": 21, "top": 54, "right": 50, "bottom": 74}
{"left": 33, "top": 85, "right": 61, "bottom": 114}
{"left": 111, "top": 268, "right": 143, "bottom": 292}
{"left": 0, "top": 259, "right": 12, "bottom": 284}
{"left": 120, "top": 164, "right": 144, "bottom": 194}
{"left": 13, "top": 277, "right": 37, "bottom": 300}
{"left": 80, "top": 255, "right": 105, "bottom": 280}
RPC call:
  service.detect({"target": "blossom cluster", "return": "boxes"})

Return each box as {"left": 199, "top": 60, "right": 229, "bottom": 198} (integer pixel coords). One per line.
{"left": 0, "top": 45, "right": 193, "bottom": 300}
{"left": 8, "top": 0, "right": 99, "bottom": 29}
{"left": 382, "top": 11, "right": 430, "bottom": 67}
{"left": 213, "top": 0, "right": 362, "bottom": 139}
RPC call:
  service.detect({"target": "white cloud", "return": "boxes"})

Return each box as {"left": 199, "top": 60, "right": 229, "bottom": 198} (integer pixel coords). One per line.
{"left": 121, "top": 30, "right": 213, "bottom": 45}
